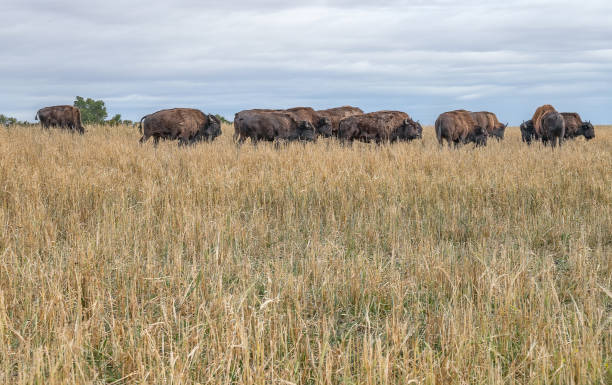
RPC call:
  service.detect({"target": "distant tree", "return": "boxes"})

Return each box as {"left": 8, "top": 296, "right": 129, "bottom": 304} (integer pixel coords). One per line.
{"left": 74, "top": 96, "right": 107, "bottom": 124}
{"left": 215, "top": 114, "right": 231, "bottom": 124}
{"left": 0, "top": 114, "right": 21, "bottom": 126}
{"left": 122, "top": 119, "right": 134, "bottom": 126}
{"left": 107, "top": 114, "right": 122, "bottom": 126}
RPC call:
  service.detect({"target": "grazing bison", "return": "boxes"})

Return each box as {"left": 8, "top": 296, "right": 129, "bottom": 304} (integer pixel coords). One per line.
{"left": 35, "top": 105, "right": 85, "bottom": 134}
{"left": 470, "top": 111, "right": 507, "bottom": 140}
{"left": 337, "top": 111, "right": 422, "bottom": 143}
{"left": 139, "top": 108, "right": 221, "bottom": 146}
{"left": 316, "top": 106, "right": 364, "bottom": 137}
{"left": 233, "top": 109, "right": 316, "bottom": 144}
{"left": 532, "top": 105, "right": 565, "bottom": 147}
{"left": 520, "top": 120, "right": 536, "bottom": 144}
{"left": 561, "top": 112, "right": 595, "bottom": 140}
{"left": 284, "top": 107, "right": 332, "bottom": 137}
{"left": 435, "top": 110, "right": 488, "bottom": 147}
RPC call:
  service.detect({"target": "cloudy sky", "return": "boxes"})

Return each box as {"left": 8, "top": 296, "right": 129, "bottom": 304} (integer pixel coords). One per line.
{"left": 2, "top": 0, "right": 611, "bottom": 124}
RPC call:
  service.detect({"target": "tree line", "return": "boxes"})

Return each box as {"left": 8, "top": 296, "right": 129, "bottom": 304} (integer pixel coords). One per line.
{"left": 2, "top": 96, "right": 230, "bottom": 126}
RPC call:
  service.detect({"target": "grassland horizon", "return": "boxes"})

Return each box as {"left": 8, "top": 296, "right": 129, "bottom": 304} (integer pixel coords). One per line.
{"left": 0, "top": 124, "right": 610, "bottom": 384}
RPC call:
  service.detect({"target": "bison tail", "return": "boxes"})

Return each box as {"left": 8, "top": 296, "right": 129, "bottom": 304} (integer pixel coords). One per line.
{"left": 232, "top": 119, "right": 241, "bottom": 143}
{"left": 138, "top": 115, "right": 147, "bottom": 134}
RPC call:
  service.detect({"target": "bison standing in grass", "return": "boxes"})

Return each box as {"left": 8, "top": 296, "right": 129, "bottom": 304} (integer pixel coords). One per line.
{"left": 520, "top": 120, "right": 536, "bottom": 144}
{"left": 284, "top": 107, "right": 332, "bottom": 138}
{"left": 337, "top": 111, "right": 422, "bottom": 144}
{"left": 233, "top": 109, "right": 316, "bottom": 145}
{"left": 139, "top": 108, "right": 221, "bottom": 146}
{"left": 316, "top": 106, "right": 364, "bottom": 138}
{"left": 532, "top": 105, "right": 565, "bottom": 147}
{"left": 561, "top": 112, "right": 595, "bottom": 141}
{"left": 470, "top": 111, "right": 507, "bottom": 140}
{"left": 36, "top": 105, "right": 85, "bottom": 134}
{"left": 435, "top": 110, "right": 488, "bottom": 148}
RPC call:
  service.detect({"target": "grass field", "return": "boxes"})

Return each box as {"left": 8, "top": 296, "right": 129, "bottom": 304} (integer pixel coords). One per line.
{"left": 0, "top": 123, "right": 610, "bottom": 384}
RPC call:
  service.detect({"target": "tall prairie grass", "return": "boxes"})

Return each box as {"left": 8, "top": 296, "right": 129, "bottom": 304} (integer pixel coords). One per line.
{"left": 0, "top": 123, "right": 610, "bottom": 384}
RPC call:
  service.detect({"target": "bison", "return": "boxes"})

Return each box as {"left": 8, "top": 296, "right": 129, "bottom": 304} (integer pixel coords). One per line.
{"left": 35, "top": 105, "right": 85, "bottom": 134}
{"left": 470, "top": 111, "right": 507, "bottom": 140}
{"left": 337, "top": 111, "right": 422, "bottom": 144}
{"left": 435, "top": 110, "right": 488, "bottom": 147}
{"left": 561, "top": 112, "right": 595, "bottom": 141}
{"left": 316, "top": 106, "right": 364, "bottom": 137}
{"left": 520, "top": 120, "right": 536, "bottom": 144}
{"left": 139, "top": 108, "right": 221, "bottom": 146}
{"left": 233, "top": 109, "right": 316, "bottom": 145}
{"left": 284, "top": 107, "right": 332, "bottom": 138}
{"left": 532, "top": 105, "right": 565, "bottom": 147}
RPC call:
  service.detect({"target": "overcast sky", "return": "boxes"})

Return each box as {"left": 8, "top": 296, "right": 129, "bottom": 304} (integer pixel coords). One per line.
{"left": 2, "top": 0, "right": 611, "bottom": 124}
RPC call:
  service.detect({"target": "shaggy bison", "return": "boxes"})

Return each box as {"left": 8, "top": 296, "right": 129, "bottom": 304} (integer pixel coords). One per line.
{"left": 233, "top": 109, "right": 316, "bottom": 144}
{"left": 561, "top": 112, "right": 595, "bottom": 140}
{"left": 35, "top": 105, "right": 85, "bottom": 134}
{"left": 470, "top": 111, "right": 507, "bottom": 140}
{"left": 435, "top": 110, "right": 488, "bottom": 147}
{"left": 139, "top": 108, "right": 221, "bottom": 146}
{"left": 337, "top": 111, "right": 422, "bottom": 143}
{"left": 520, "top": 120, "right": 536, "bottom": 144}
{"left": 316, "top": 106, "right": 364, "bottom": 137}
{"left": 284, "top": 107, "right": 332, "bottom": 137}
{"left": 532, "top": 105, "right": 565, "bottom": 147}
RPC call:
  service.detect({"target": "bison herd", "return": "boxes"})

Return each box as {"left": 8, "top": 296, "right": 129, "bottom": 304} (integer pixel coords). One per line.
{"left": 32, "top": 104, "right": 595, "bottom": 148}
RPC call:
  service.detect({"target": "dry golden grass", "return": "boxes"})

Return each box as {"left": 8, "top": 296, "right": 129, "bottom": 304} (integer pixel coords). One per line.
{"left": 0, "top": 123, "right": 610, "bottom": 384}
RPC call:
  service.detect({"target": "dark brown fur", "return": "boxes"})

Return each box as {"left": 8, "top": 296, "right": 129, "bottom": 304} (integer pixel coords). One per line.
{"left": 470, "top": 111, "right": 507, "bottom": 139}
{"left": 532, "top": 105, "right": 565, "bottom": 147}
{"left": 139, "top": 108, "right": 221, "bottom": 146}
{"left": 233, "top": 110, "right": 316, "bottom": 144}
{"left": 532, "top": 104, "right": 555, "bottom": 136}
{"left": 337, "top": 111, "right": 422, "bottom": 143}
{"left": 36, "top": 105, "right": 84, "bottom": 134}
{"left": 561, "top": 112, "right": 595, "bottom": 140}
{"left": 284, "top": 107, "right": 332, "bottom": 137}
{"left": 316, "top": 106, "right": 364, "bottom": 137}
{"left": 435, "top": 110, "right": 488, "bottom": 147}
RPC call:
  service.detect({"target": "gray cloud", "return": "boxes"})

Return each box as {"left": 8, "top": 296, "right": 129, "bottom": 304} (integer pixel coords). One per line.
{"left": 1, "top": 0, "right": 611, "bottom": 123}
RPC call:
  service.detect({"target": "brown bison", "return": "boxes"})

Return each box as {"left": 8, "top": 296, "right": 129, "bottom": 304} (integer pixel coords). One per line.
{"left": 316, "top": 106, "right": 364, "bottom": 137}
{"left": 233, "top": 107, "right": 331, "bottom": 141}
{"left": 233, "top": 109, "right": 316, "bottom": 144}
{"left": 435, "top": 110, "right": 488, "bottom": 147}
{"left": 470, "top": 111, "right": 507, "bottom": 140}
{"left": 532, "top": 105, "right": 565, "bottom": 147}
{"left": 284, "top": 107, "right": 332, "bottom": 137}
{"left": 35, "top": 105, "right": 85, "bottom": 134}
{"left": 337, "top": 111, "right": 422, "bottom": 143}
{"left": 139, "top": 108, "right": 221, "bottom": 146}
{"left": 561, "top": 112, "right": 595, "bottom": 140}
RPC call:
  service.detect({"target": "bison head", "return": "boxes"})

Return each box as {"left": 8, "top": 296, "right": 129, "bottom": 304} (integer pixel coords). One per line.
{"left": 492, "top": 123, "right": 507, "bottom": 140}
{"left": 520, "top": 120, "right": 535, "bottom": 144}
{"left": 296, "top": 121, "right": 317, "bottom": 142}
{"left": 316, "top": 117, "right": 333, "bottom": 138}
{"left": 581, "top": 121, "right": 595, "bottom": 140}
{"left": 414, "top": 120, "right": 423, "bottom": 139}
{"left": 469, "top": 126, "right": 488, "bottom": 147}
{"left": 200, "top": 114, "right": 222, "bottom": 141}
{"left": 392, "top": 118, "right": 422, "bottom": 141}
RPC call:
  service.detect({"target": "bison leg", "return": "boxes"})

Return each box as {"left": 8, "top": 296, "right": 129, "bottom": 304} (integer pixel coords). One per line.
{"left": 236, "top": 135, "right": 246, "bottom": 147}
{"left": 153, "top": 136, "right": 160, "bottom": 147}
{"left": 139, "top": 134, "right": 149, "bottom": 144}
